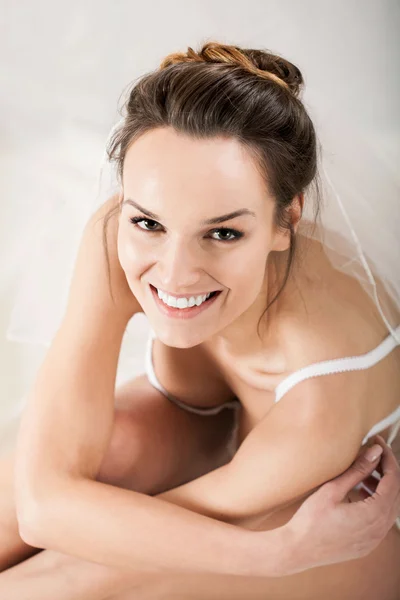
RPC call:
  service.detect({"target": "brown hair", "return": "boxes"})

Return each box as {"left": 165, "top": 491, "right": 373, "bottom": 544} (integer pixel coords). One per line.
{"left": 103, "top": 40, "right": 322, "bottom": 338}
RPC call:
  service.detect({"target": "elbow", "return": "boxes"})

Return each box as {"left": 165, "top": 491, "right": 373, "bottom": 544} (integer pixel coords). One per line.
{"left": 18, "top": 520, "right": 41, "bottom": 548}
{"left": 16, "top": 497, "right": 44, "bottom": 547}
{"left": 15, "top": 476, "right": 72, "bottom": 548}
{"left": 14, "top": 470, "right": 47, "bottom": 546}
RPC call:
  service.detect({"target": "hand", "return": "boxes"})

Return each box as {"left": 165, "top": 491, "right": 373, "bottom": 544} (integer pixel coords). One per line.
{"left": 283, "top": 435, "right": 400, "bottom": 575}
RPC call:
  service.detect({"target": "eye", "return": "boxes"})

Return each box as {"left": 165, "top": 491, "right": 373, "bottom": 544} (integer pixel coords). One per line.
{"left": 129, "top": 217, "right": 244, "bottom": 243}
{"left": 208, "top": 228, "right": 244, "bottom": 243}
{"left": 129, "top": 217, "right": 161, "bottom": 231}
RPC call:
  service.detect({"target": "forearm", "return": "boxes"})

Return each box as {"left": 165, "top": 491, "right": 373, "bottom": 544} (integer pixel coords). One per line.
{"left": 20, "top": 477, "right": 289, "bottom": 578}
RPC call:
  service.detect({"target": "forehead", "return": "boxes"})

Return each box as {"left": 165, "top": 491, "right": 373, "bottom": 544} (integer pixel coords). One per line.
{"left": 122, "top": 127, "right": 268, "bottom": 201}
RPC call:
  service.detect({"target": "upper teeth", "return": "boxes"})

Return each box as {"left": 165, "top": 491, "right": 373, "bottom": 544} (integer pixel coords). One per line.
{"left": 157, "top": 289, "right": 213, "bottom": 309}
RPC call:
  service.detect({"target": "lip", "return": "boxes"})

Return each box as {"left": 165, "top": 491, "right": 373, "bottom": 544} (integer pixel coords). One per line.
{"left": 150, "top": 284, "right": 222, "bottom": 320}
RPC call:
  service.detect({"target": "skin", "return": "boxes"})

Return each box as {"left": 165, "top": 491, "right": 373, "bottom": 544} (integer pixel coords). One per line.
{"left": 1, "top": 424, "right": 398, "bottom": 600}
{"left": 6, "top": 126, "right": 400, "bottom": 598}
{"left": 117, "top": 126, "right": 300, "bottom": 352}
{"left": 114, "top": 127, "right": 400, "bottom": 598}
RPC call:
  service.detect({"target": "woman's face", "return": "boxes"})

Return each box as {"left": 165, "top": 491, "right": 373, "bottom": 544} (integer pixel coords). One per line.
{"left": 117, "top": 126, "right": 289, "bottom": 349}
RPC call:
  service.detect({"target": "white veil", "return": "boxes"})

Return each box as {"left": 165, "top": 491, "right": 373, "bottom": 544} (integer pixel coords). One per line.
{"left": 302, "top": 108, "right": 400, "bottom": 343}
{"left": 5, "top": 95, "right": 400, "bottom": 354}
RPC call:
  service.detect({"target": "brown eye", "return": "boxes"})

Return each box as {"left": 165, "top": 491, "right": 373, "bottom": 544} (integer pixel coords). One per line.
{"left": 209, "top": 228, "right": 244, "bottom": 243}
{"left": 129, "top": 217, "right": 161, "bottom": 231}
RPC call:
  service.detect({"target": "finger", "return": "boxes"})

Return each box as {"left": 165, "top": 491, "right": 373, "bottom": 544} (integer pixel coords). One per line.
{"left": 374, "top": 435, "right": 400, "bottom": 473}
{"left": 372, "top": 437, "right": 400, "bottom": 504}
{"left": 327, "top": 444, "right": 384, "bottom": 503}
{"left": 360, "top": 437, "right": 400, "bottom": 528}
{"left": 376, "top": 461, "right": 384, "bottom": 477}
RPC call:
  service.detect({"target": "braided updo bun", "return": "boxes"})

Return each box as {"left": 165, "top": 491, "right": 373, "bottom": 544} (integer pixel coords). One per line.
{"left": 159, "top": 41, "right": 303, "bottom": 97}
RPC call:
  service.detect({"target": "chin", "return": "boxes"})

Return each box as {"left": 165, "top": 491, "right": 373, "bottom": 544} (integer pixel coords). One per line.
{"left": 156, "top": 329, "right": 206, "bottom": 349}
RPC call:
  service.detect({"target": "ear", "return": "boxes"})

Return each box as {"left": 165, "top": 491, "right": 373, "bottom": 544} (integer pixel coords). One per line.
{"left": 291, "top": 192, "right": 304, "bottom": 233}
{"left": 270, "top": 193, "right": 304, "bottom": 252}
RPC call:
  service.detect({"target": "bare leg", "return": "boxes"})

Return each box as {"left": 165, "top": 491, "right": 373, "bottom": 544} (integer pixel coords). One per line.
{"left": 0, "top": 548, "right": 165, "bottom": 600}
{"left": 103, "top": 503, "right": 400, "bottom": 600}
{"left": 3, "top": 448, "right": 399, "bottom": 599}
{"left": 0, "top": 375, "right": 237, "bottom": 599}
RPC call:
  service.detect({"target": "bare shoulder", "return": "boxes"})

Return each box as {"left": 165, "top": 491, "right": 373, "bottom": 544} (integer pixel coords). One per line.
{"left": 279, "top": 234, "right": 394, "bottom": 367}
{"left": 274, "top": 235, "right": 400, "bottom": 435}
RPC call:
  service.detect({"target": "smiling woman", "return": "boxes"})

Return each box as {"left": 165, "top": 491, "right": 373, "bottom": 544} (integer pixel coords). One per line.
{"left": 8, "top": 39, "right": 400, "bottom": 600}
{"left": 112, "top": 125, "right": 300, "bottom": 351}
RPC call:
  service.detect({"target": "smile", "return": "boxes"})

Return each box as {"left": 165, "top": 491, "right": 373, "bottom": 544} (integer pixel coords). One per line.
{"left": 150, "top": 284, "right": 222, "bottom": 319}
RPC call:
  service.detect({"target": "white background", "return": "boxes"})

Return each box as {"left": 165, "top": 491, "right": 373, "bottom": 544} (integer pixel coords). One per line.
{"left": 0, "top": 0, "right": 399, "bottom": 455}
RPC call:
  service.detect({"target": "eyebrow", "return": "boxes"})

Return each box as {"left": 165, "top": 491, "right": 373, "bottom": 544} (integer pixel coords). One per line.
{"left": 122, "top": 199, "right": 256, "bottom": 225}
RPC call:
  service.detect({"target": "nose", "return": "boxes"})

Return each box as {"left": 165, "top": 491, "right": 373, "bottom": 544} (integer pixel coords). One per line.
{"left": 157, "top": 238, "right": 204, "bottom": 291}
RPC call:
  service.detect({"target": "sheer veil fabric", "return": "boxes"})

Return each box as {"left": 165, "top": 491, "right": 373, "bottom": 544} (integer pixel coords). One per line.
{"left": 5, "top": 78, "right": 400, "bottom": 423}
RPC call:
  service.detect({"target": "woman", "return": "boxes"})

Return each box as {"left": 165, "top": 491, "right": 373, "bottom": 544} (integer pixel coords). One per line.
{"left": 8, "top": 42, "right": 400, "bottom": 599}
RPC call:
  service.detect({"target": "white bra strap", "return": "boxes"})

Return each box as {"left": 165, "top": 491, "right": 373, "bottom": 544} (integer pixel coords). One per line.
{"left": 361, "top": 407, "right": 400, "bottom": 445}
{"left": 275, "top": 324, "right": 400, "bottom": 403}
{"left": 387, "top": 416, "right": 400, "bottom": 446}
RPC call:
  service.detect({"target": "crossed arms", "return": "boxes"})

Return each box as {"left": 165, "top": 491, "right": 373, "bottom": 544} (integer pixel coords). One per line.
{"left": 13, "top": 201, "right": 391, "bottom": 579}
{"left": 14, "top": 302, "right": 367, "bottom": 578}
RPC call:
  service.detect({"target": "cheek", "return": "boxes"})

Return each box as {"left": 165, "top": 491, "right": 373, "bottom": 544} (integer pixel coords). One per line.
{"left": 228, "top": 254, "right": 267, "bottom": 284}
{"left": 227, "top": 256, "right": 268, "bottom": 300}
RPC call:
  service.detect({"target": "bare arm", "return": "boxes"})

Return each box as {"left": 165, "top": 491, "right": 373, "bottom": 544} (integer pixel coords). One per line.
{"left": 19, "top": 476, "right": 287, "bottom": 577}
{"left": 13, "top": 194, "right": 399, "bottom": 580}
{"left": 2, "top": 437, "right": 397, "bottom": 600}
{"left": 155, "top": 376, "right": 366, "bottom": 522}
{"left": 13, "top": 194, "right": 287, "bottom": 578}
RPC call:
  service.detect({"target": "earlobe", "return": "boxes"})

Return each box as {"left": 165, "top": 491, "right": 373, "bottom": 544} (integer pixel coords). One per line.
{"left": 271, "top": 193, "right": 304, "bottom": 252}
{"left": 293, "top": 193, "right": 304, "bottom": 231}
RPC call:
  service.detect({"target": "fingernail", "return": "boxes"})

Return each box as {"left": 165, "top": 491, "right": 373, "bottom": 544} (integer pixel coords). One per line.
{"left": 364, "top": 445, "right": 383, "bottom": 462}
